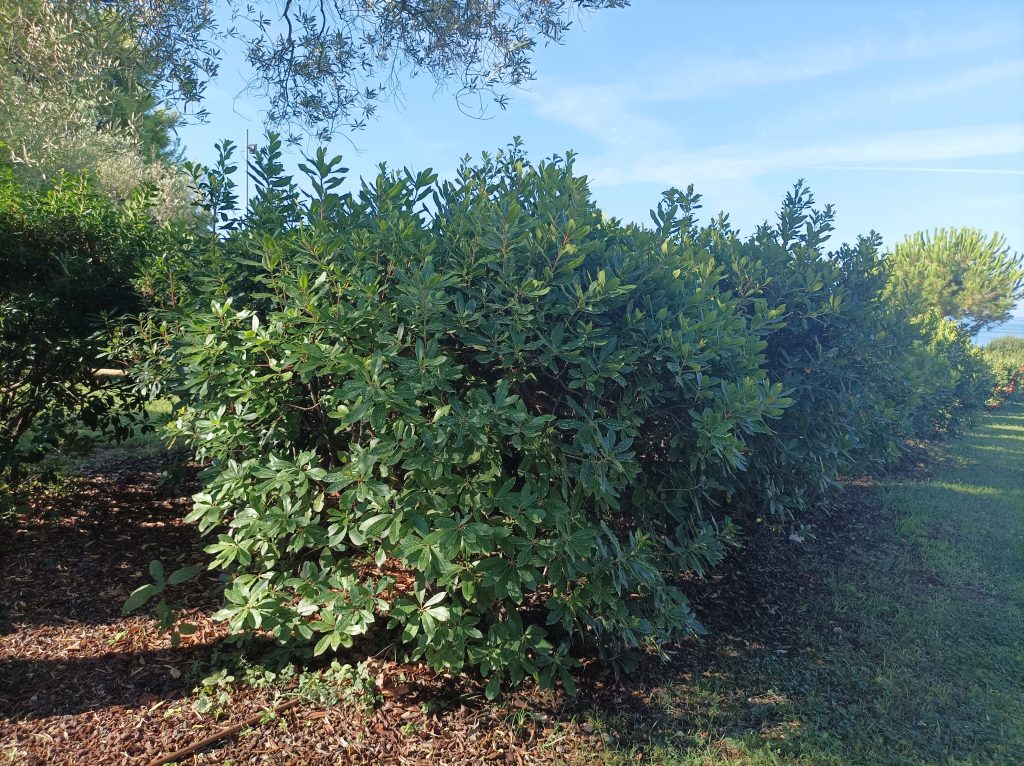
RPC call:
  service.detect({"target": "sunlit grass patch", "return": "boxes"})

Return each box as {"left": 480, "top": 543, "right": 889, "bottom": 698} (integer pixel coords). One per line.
{"left": 576, "top": 403, "right": 1024, "bottom": 766}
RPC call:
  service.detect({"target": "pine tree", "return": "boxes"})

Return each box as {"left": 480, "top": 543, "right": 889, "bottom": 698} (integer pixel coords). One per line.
{"left": 885, "top": 228, "right": 1024, "bottom": 333}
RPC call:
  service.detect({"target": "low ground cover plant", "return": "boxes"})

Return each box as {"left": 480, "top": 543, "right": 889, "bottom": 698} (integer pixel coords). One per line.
{"left": 123, "top": 138, "right": 994, "bottom": 694}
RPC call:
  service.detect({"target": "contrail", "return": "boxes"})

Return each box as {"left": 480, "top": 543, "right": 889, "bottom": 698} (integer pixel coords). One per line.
{"left": 809, "top": 165, "right": 1024, "bottom": 175}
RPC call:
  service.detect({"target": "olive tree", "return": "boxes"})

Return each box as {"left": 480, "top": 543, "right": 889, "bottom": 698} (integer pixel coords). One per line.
{"left": 0, "top": 0, "right": 189, "bottom": 219}
{"left": 80, "top": 0, "right": 629, "bottom": 140}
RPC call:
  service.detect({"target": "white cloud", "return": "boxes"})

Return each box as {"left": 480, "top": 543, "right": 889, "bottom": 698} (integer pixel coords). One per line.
{"left": 584, "top": 124, "right": 1024, "bottom": 188}
{"left": 808, "top": 166, "right": 1024, "bottom": 176}
{"left": 878, "top": 59, "right": 1024, "bottom": 104}
{"left": 774, "top": 58, "right": 1024, "bottom": 129}
{"left": 525, "top": 82, "right": 674, "bottom": 146}
{"left": 526, "top": 23, "right": 1023, "bottom": 141}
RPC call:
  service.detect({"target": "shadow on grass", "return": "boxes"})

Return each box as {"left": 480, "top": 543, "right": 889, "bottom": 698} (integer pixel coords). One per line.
{"left": 2, "top": 409, "right": 1022, "bottom": 766}
{"left": 582, "top": 404, "right": 1024, "bottom": 765}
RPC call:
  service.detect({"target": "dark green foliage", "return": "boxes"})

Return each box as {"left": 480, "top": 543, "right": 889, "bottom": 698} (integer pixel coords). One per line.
{"left": 676, "top": 184, "right": 905, "bottom": 516}
{"left": 655, "top": 182, "right": 988, "bottom": 520}
{"left": 0, "top": 171, "right": 162, "bottom": 474}
{"left": 135, "top": 139, "right": 788, "bottom": 692}
{"left": 130, "top": 139, "right": 995, "bottom": 693}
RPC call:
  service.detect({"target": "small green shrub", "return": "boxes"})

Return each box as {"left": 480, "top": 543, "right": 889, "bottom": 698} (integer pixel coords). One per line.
{"left": 982, "top": 336, "right": 1024, "bottom": 406}
{"left": 985, "top": 336, "right": 1024, "bottom": 355}
{"left": 189, "top": 657, "right": 380, "bottom": 719}
{"left": 0, "top": 169, "right": 164, "bottom": 475}
{"left": 906, "top": 313, "right": 992, "bottom": 435}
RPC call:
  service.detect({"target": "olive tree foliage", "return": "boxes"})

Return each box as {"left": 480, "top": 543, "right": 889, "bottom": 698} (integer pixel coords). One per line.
{"left": 86, "top": 0, "right": 629, "bottom": 141}
{"left": 884, "top": 228, "right": 1024, "bottom": 335}
{"left": 0, "top": 0, "right": 190, "bottom": 220}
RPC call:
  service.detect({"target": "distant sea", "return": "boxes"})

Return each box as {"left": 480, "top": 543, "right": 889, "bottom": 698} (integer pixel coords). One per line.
{"left": 975, "top": 317, "right": 1024, "bottom": 346}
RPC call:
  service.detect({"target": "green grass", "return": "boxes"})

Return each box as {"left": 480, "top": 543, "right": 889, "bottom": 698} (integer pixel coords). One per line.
{"left": 579, "top": 404, "right": 1024, "bottom": 765}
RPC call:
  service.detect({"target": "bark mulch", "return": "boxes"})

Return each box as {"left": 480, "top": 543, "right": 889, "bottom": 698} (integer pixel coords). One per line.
{"left": 0, "top": 447, "right": 899, "bottom": 765}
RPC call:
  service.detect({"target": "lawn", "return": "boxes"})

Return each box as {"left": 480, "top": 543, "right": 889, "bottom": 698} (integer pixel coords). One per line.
{"left": 584, "top": 404, "right": 1024, "bottom": 765}
{"left": 1, "top": 406, "right": 1021, "bottom": 765}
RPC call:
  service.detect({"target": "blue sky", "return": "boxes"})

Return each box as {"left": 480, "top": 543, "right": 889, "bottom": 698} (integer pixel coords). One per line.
{"left": 178, "top": 0, "right": 1024, "bottom": 314}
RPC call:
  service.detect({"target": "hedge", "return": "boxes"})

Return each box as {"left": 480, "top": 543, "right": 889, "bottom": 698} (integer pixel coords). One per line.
{"left": 125, "top": 138, "right": 992, "bottom": 693}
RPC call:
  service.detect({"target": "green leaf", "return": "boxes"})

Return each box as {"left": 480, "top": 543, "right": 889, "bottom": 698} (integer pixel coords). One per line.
{"left": 313, "top": 634, "right": 333, "bottom": 657}
{"left": 123, "top": 583, "right": 158, "bottom": 614}
{"left": 485, "top": 675, "right": 501, "bottom": 700}
{"left": 422, "top": 591, "right": 446, "bottom": 607}
{"left": 167, "top": 564, "right": 202, "bottom": 586}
